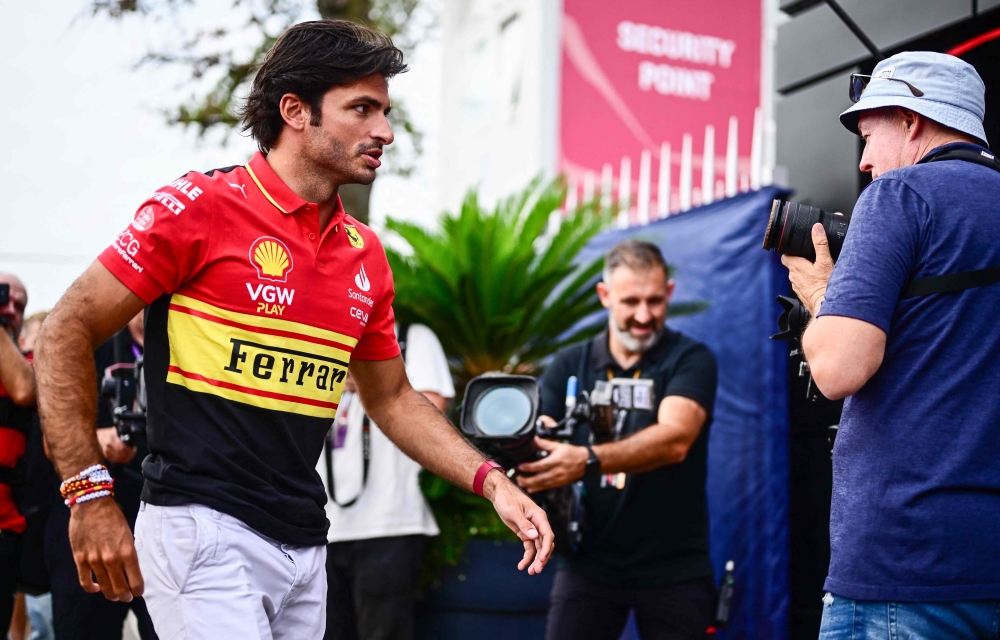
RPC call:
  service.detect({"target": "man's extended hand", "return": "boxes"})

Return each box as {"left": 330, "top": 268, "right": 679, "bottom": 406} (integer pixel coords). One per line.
{"left": 96, "top": 428, "right": 136, "bottom": 466}
{"left": 515, "top": 437, "right": 588, "bottom": 493}
{"left": 69, "top": 498, "right": 144, "bottom": 602}
{"left": 781, "top": 223, "right": 835, "bottom": 316}
{"left": 483, "top": 472, "right": 555, "bottom": 575}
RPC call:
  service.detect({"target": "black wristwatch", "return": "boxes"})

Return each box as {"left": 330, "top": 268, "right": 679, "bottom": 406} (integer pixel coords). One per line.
{"left": 583, "top": 445, "right": 602, "bottom": 481}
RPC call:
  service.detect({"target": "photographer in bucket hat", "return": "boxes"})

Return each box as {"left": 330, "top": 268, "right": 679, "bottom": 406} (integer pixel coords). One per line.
{"left": 782, "top": 51, "right": 1000, "bottom": 639}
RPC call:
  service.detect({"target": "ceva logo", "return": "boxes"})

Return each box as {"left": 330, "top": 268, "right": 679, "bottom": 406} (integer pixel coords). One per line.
{"left": 249, "top": 237, "right": 293, "bottom": 283}
{"left": 355, "top": 264, "right": 371, "bottom": 292}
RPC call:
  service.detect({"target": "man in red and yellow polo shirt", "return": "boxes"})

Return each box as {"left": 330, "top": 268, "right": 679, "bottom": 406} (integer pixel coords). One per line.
{"left": 36, "top": 20, "right": 552, "bottom": 640}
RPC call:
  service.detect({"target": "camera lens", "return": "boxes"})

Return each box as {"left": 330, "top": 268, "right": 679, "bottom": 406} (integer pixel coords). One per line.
{"left": 762, "top": 199, "right": 850, "bottom": 262}
{"left": 473, "top": 386, "right": 534, "bottom": 436}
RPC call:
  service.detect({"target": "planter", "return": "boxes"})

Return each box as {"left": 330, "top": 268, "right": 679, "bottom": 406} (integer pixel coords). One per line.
{"left": 417, "top": 540, "right": 552, "bottom": 639}
{"left": 416, "top": 540, "right": 642, "bottom": 640}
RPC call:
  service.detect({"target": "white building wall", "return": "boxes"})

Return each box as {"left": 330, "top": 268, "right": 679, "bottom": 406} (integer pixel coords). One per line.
{"left": 438, "top": 0, "right": 562, "bottom": 212}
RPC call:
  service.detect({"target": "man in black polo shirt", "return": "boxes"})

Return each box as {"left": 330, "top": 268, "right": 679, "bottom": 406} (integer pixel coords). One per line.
{"left": 517, "top": 240, "right": 717, "bottom": 640}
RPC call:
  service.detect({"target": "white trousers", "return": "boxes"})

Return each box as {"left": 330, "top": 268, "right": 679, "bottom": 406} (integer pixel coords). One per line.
{"left": 135, "top": 502, "right": 326, "bottom": 640}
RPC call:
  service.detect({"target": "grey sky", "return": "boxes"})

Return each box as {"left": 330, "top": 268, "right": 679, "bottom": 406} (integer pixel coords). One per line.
{"left": 0, "top": 1, "right": 441, "bottom": 316}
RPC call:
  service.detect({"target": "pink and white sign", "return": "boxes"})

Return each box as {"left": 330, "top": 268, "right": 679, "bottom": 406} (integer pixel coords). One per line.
{"left": 560, "top": 0, "right": 762, "bottom": 216}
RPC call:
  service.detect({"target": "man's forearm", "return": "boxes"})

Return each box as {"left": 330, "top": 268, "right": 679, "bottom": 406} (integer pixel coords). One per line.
{"left": 0, "top": 330, "right": 35, "bottom": 406}
{"left": 360, "top": 386, "right": 491, "bottom": 495}
{"left": 35, "top": 310, "right": 103, "bottom": 479}
{"left": 593, "top": 423, "right": 690, "bottom": 474}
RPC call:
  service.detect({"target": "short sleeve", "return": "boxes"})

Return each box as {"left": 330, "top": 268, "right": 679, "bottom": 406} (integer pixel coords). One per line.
{"left": 98, "top": 172, "right": 214, "bottom": 303}
{"left": 539, "top": 347, "right": 581, "bottom": 421}
{"left": 352, "top": 240, "right": 401, "bottom": 361}
{"left": 664, "top": 345, "right": 717, "bottom": 416}
{"left": 403, "top": 324, "right": 455, "bottom": 398}
{"left": 818, "top": 177, "right": 926, "bottom": 333}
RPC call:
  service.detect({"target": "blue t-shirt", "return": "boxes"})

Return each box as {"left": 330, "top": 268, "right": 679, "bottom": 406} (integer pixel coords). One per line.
{"left": 818, "top": 142, "right": 1000, "bottom": 601}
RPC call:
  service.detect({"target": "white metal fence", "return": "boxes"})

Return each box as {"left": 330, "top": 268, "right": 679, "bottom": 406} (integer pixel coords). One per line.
{"left": 563, "top": 107, "right": 772, "bottom": 227}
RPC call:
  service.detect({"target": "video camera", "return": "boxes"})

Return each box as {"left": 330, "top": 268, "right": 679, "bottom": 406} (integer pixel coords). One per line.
{"left": 460, "top": 373, "right": 655, "bottom": 551}
{"left": 99, "top": 357, "right": 147, "bottom": 446}
{"left": 0, "top": 283, "right": 9, "bottom": 327}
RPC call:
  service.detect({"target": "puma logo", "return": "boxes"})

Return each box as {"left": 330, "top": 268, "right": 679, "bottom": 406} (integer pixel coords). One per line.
{"left": 228, "top": 182, "right": 247, "bottom": 199}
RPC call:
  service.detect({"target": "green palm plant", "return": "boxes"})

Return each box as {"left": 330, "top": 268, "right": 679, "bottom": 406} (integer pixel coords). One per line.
{"left": 385, "top": 176, "right": 610, "bottom": 388}
{"left": 386, "top": 177, "right": 610, "bottom": 587}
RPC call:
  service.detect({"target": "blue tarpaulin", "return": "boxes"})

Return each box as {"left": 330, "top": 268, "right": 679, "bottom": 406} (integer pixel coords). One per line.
{"left": 577, "top": 187, "right": 792, "bottom": 640}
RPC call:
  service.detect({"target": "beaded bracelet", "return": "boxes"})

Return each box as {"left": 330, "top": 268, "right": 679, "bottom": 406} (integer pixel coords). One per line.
{"left": 60, "top": 464, "right": 115, "bottom": 507}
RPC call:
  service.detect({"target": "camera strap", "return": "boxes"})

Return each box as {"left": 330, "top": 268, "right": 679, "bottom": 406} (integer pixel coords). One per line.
{"left": 324, "top": 413, "right": 371, "bottom": 508}
{"left": 899, "top": 147, "right": 1000, "bottom": 299}
{"left": 321, "top": 323, "right": 412, "bottom": 509}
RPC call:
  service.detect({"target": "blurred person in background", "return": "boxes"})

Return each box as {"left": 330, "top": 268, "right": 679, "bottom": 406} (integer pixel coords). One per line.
{"left": 13, "top": 311, "right": 56, "bottom": 640}
{"left": 519, "top": 241, "right": 718, "bottom": 640}
{"left": 783, "top": 52, "right": 1000, "bottom": 638}
{"left": 42, "top": 310, "right": 157, "bottom": 640}
{"left": 35, "top": 18, "right": 551, "bottom": 640}
{"left": 0, "top": 273, "right": 36, "bottom": 631}
{"left": 18, "top": 313, "right": 47, "bottom": 354}
{"left": 321, "top": 323, "right": 453, "bottom": 640}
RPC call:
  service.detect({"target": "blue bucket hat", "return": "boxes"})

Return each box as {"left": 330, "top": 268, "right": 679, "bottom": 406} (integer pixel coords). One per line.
{"left": 840, "top": 51, "right": 988, "bottom": 147}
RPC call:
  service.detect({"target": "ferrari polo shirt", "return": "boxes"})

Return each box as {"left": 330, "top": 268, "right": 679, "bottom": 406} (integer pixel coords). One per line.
{"left": 98, "top": 151, "right": 400, "bottom": 546}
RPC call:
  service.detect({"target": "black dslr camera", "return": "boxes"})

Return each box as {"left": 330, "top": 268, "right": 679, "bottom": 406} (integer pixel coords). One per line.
{"left": 0, "top": 283, "right": 9, "bottom": 327}
{"left": 99, "top": 357, "right": 147, "bottom": 446}
{"left": 762, "top": 198, "right": 851, "bottom": 344}
{"left": 460, "top": 374, "right": 656, "bottom": 551}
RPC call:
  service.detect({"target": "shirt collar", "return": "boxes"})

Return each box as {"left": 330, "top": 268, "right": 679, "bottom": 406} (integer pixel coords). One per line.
{"left": 589, "top": 327, "right": 676, "bottom": 373}
{"left": 245, "top": 151, "right": 309, "bottom": 215}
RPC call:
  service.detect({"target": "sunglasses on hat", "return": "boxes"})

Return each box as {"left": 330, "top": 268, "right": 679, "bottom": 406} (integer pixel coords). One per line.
{"left": 849, "top": 73, "right": 925, "bottom": 103}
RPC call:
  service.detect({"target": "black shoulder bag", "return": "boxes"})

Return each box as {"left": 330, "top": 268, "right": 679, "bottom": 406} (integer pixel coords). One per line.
{"left": 900, "top": 147, "right": 1000, "bottom": 299}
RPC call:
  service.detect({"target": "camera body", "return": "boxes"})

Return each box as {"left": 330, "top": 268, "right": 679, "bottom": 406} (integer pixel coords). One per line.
{"left": 460, "top": 374, "right": 655, "bottom": 551}
{"left": 99, "top": 357, "right": 147, "bottom": 446}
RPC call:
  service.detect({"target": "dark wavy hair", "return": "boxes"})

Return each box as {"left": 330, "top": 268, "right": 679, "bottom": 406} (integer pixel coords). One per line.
{"left": 240, "top": 20, "right": 408, "bottom": 153}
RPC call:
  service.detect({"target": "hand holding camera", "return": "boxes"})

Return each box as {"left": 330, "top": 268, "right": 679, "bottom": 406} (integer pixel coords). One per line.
{"left": 781, "top": 223, "right": 836, "bottom": 316}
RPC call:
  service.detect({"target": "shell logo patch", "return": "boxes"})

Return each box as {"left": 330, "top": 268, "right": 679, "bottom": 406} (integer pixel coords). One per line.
{"left": 249, "top": 236, "right": 294, "bottom": 282}
{"left": 345, "top": 226, "right": 364, "bottom": 249}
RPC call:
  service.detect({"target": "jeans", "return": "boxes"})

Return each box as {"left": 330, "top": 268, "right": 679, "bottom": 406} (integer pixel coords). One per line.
{"left": 819, "top": 592, "right": 1000, "bottom": 639}
{"left": 25, "top": 593, "right": 54, "bottom": 640}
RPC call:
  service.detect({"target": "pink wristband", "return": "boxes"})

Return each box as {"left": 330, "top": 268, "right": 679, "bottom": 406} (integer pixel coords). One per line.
{"left": 473, "top": 461, "right": 504, "bottom": 497}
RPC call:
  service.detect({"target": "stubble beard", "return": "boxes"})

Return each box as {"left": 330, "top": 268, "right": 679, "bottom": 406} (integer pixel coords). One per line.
{"left": 610, "top": 318, "right": 663, "bottom": 354}
{"left": 307, "top": 126, "right": 379, "bottom": 186}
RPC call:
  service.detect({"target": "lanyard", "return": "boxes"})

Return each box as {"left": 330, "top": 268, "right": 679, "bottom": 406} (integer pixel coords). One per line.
{"left": 324, "top": 407, "right": 371, "bottom": 508}
{"left": 606, "top": 367, "right": 642, "bottom": 381}
{"left": 601, "top": 367, "right": 640, "bottom": 489}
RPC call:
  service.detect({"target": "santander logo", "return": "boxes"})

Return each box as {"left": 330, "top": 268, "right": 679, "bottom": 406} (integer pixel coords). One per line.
{"left": 355, "top": 264, "right": 371, "bottom": 292}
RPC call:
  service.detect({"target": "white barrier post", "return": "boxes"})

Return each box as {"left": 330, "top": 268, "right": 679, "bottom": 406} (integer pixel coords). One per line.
{"left": 637, "top": 149, "right": 651, "bottom": 225}
{"left": 679, "top": 134, "right": 693, "bottom": 212}
{"left": 658, "top": 142, "right": 671, "bottom": 217}
{"left": 725, "top": 116, "right": 739, "bottom": 198}
{"left": 618, "top": 156, "right": 632, "bottom": 228}
{"left": 566, "top": 177, "right": 578, "bottom": 213}
{"left": 583, "top": 171, "right": 596, "bottom": 206}
{"left": 701, "top": 124, "right": 715, "bottom": 206}
{"left": 750, "top": 106, "right": 763, "bottom": 191}
{"left": 601, "top": 163, "right": 613, "bottom": 210}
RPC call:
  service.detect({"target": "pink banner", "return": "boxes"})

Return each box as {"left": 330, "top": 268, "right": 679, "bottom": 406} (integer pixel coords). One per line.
{"left": 560, "top": 0, "right": 761, "bottom": 209}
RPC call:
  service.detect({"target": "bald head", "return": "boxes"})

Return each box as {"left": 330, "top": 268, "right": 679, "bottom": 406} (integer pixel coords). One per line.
{"left": 0, "top": 272, "right": 28, "bottom": 339}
